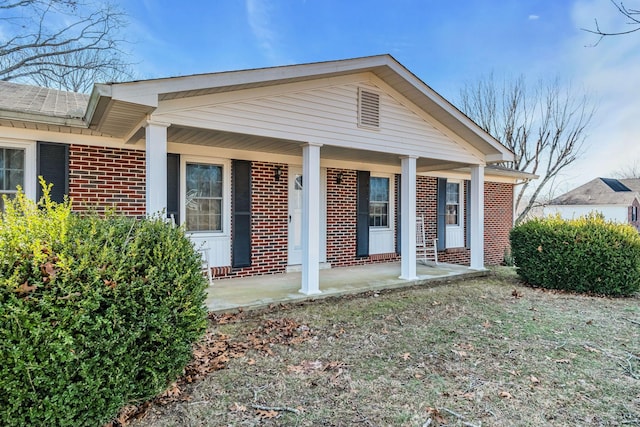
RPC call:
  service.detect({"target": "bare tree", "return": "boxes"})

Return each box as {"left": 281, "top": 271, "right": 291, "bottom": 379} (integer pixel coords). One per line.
{"left": 459, "top": 74, "right": 595, "bottom": 224}
{"left": 583, "top": 0, "right": 640, "bottom": 45}
{"left": 612, "top": 160, "right": 640, "bottom": 178}
{"left": 0, "top": 0, "right": 133, "bottom": 92}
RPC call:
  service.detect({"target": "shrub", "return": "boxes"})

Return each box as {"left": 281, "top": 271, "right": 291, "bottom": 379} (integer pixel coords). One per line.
{"left": 510, "top": 213, "right": 640, "bottom": 296}
{"left": 0, "top": 183, "right": 208, "bottom": 426}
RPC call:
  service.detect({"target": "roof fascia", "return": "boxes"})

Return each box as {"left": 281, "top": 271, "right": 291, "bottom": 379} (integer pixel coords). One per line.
{"left": 0, "top": 109, "right": 86, "bottom": 127}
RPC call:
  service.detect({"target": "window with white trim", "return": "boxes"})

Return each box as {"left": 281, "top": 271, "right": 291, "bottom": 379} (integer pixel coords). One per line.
{"left": 0, "top": 147, "right": 25, "bottom": 211}
{"left": 185, "top": 163, "right": 223, "bottom": 232}
{"left": 446, "top": 182, "right": 460, "bottom": 225}
{"left": 369, "top": 176, "right": 389, "bottom": 228}
{"left": 632, "top": 205, "right": 638, "bottom": 222}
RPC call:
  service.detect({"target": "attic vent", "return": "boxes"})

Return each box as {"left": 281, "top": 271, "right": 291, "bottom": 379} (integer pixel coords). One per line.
{"left": 358, "top": 88, "right": 380, "bottom": 129}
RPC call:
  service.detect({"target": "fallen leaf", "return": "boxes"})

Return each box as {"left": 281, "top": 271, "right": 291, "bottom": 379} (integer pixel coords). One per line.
{"left": 247, "top": 358, "right": 256, "bottom": 365}
{"left": 584, "top": 345, "right": 600, "bottom": 353}
{"left": 414, "top": 373, "right": 423, "bottom": 379}
{"left": 452, "top": 349, "right": 468, "bottom": 358}
{"left": 554, "top": 359, "right": 571, "bottom": 364}
{"left": 482, "top": 320, "right": 491, "bottom": 328}
{"left": 287, "top": 360, "right": 323, "bottom": 374}
{"left": 462, "top": 392, "right": 475, "bottom": 400}
{"left": 458, "top": 343, "right": 475, "bottom": 351}
{"left": 401, "top": 352, "right": 411, "bottom": 360}
{"left": 16, "top": 281, "right": 36, "bottom": 294}
{"left": 256, "top": 409, "right": 278, "bottom": 419}
{"left": 586, "top": 320, "right": 593, "bottom": 325}
{"left": 426, "top": 407, "right": 446, "bottom": 423}
{"left": 229, "top": 402, "right": 247, "bottom": 412}
{"left": 324, "top": 361, "right": 347, "bottom": 371}
{"left": 41, "top": 261, "right": 57, "bottom": 281}
{"left": 499, "top": 391, "right": 513, "bottom": 399}
{"left": 512, "top": 289, "right": 522, "bottom": 298}
{"left": 537, "top": 245, "right": 543, "bottom": 252}
{"left": 530, "top": 375, "right": 540, "bottom": 384}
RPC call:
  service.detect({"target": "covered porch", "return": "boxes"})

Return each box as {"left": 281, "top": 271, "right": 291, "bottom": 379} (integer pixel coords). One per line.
{"left": 85, "top": 55, "right": 515, "bottom": 297}
{"left": 206, "top": 261, "right": 488, "bottom": 312}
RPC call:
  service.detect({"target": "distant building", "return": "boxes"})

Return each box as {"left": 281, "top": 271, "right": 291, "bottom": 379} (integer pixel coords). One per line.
{"left": 543, "top": 178, "right": 640, "bottom": 230}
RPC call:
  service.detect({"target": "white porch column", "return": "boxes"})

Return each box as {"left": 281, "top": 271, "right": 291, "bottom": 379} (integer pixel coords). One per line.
{"left": 300, "top": 142, "right": 323, "bottom": 295}
{"left": 400, "top": 155, "right": 418, "bottom": 280}
{"left": 470, "top": 164, "right": 485, "bottom": 270}
{"left": 144, "top": 120, "right": 170, "bottom": 216}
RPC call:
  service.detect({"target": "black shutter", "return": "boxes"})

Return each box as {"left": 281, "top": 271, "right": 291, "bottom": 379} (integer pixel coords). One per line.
{"left": 465, "top": 180, "right": 471, "bottom": 248}
{"left": 167, "top": 153, "right": 180, "bottom": 223}
{"left": 232, "top": 160, "right": 252, "bottom": 268}
{"left": 436, "top": 177, "right": 447, "bottom": 251}
{"left": 37, "top": 142, "right": 68, "bottom": 203}
{"left": 356, "top": 170, "right": 370, "bottom": 257}
{"left": 396, "top": 174, "right": 401, "bottom": 255}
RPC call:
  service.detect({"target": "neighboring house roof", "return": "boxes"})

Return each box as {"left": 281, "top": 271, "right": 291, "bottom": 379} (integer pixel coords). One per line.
{"left": 0, "top": 81, "right": 88, "bottom": 126}
{"left": 549, "top": 177, "right": 640, "bottom": 206}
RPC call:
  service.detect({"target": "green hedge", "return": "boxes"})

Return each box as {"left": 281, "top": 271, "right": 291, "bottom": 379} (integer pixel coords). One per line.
{"left": 510, "top": 214, "right": 640, "bottom": 296}
{"left": 0, "top": 183, "right": 208, "bottom": 426}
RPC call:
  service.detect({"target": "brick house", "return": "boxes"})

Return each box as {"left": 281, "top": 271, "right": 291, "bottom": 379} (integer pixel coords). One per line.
{"left": 544, "top": 177, "right": 640, "bottom": 231}
{"left": 0, "top": 55, "right": 530, "bottom": 294}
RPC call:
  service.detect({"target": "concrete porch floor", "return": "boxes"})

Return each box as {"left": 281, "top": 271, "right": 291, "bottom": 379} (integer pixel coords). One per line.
{"left": 205, "top": 262, "right": 488, "bottom": 312}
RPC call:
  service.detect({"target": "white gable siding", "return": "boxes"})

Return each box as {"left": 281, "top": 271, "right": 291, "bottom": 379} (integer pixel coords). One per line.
{"left": 155, "top": 78, "right": 482, "bottom": 164}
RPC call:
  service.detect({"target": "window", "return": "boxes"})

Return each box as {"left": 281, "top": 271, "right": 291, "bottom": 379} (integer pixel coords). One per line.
{"left": 185, "top": 163, "right": 223, "bottom": 232}
{"left": 369, "top": 176, "right": 389, "bottom": 227}
{"left": 446, "top": 182, "right": 460, "bottom": 225}
{"left": 633, "top": 206, "right": 638, "bottom": 222}
{"left": 0, "top": 148, "right": 25, "bottom": 211}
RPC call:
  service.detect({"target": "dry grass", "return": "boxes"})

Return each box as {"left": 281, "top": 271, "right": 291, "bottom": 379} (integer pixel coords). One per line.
{"left": 130, "top": 269, "right": 640, "bottom": 426}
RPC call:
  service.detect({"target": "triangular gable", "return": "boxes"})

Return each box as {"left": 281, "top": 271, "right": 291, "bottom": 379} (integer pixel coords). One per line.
{"left": 153, "top": 74, "right": 483, "bottom": 164}
{"left": 88, "top": 55, "right": 514, "bottom": 164}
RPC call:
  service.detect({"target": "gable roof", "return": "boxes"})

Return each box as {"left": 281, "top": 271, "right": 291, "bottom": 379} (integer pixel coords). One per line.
{"left": 549, "top": 177, "right": 640, "bottom": 206}
{"left": 86, "top": 54, "right": 513, "bottom": 163}
{"left": 0, "top": 55, "right": 515, "bottom": 165}
{"left": 0, "top": 81, "right": 88, "bottom": 126}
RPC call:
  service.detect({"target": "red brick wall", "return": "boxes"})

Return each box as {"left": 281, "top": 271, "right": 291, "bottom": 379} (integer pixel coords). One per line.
{"left": 326, "top": 168, "right": 400, "bottom": 267}
{"left": 629, "top": 199, "right": 640, "bottom": 231}
{"left": 68, "top": 144, "right": 146, "bottom": 216}
{"left": 484, "top": 181, "right": 514, "bottom": 265}
{"left": 219, "top": 164, "right": 514, "bottom": 278}
{"left": 226, "top": 162, "right": 289, "bottom": 277}
{"left": 326, "top": 169, "right": 358, "bottom": 266}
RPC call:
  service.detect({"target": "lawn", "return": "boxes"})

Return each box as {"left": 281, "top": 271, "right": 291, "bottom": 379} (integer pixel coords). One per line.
{"left": 127, "top": 269, "right": 640, "bottom": 426}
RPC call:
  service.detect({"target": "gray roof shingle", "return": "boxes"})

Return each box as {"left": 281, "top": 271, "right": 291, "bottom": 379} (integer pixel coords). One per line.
{"left": 0, "top": 81, "right": 89, "bottom": 119}
{"left": 549, "top": 177, "right": 640, "bottom": 206}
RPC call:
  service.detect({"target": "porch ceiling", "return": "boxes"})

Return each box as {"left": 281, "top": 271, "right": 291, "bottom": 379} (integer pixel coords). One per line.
{"left": 164, "top": 125, "right": 465, "bottom": 170}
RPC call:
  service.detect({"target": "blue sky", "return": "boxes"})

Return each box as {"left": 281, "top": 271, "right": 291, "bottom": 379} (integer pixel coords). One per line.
{"left": 117, "top": 0, "right": 640, "bottom": 193}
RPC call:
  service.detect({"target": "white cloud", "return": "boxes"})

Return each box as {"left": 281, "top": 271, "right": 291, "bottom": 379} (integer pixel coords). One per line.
{"left": 246, "top": 0, "right": 286, "bottom": 64}
{"left": 528, "top": 14, "right": 540, "bottom": 20}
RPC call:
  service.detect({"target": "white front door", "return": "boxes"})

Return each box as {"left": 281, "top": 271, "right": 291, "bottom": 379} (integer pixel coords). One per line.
{"left": 288, "top": 166, "right": 327, "bottom": 265}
